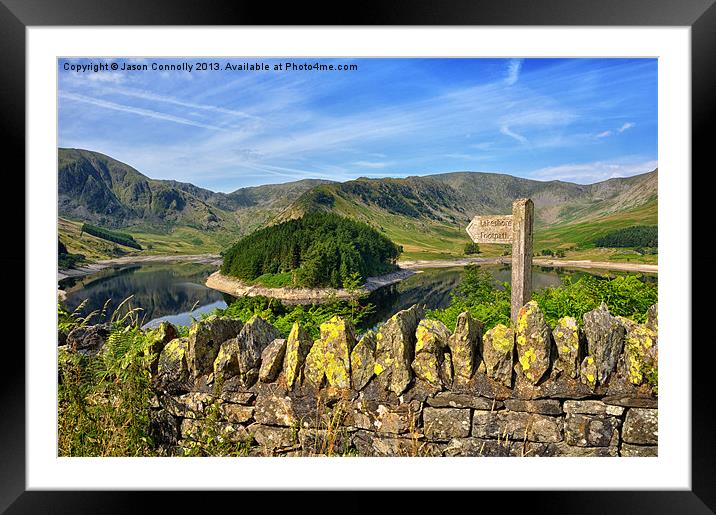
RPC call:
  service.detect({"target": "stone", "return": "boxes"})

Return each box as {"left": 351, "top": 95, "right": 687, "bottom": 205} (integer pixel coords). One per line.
{"left": 621, "top": 443, "right": 658, "bottom": 457}
{"left": 303, "top": 339, "right": 327, "bottom": 388}
{"left": 254, "top": 393, "right": 297, "bottom": 427}
{"left": 423, "top": 407, "right": 471, "bottom": 440}
{"left": 149, "top": 409, "right": 179, "bottom": 447}
{"left": 298, "top": 428, "right": 350, "bottom": 456}
{"left": 220, "top": 404, "right": 254, "bottom": 424}
{"left": 623, "top": 323, "right": 658, "bottom": 386}
{"left": 351, "top": 430, "right": 443, "bottom": 457}
{"left": 515, "top": 301, "right": 552, "bottom": 385}
{"left": 549, "top": 442, "right": 618, "bottom": 457}
{"left": 579, "top": 355, "right": 598, "bottom": 388}
{"left": 258, "top": 338, "right": 287, "bottom": 383}
{"left": 66, "top": 324, "right": 110, "bottom": 356}
{"left": 350, "top": 330, "right": 377, "bottom": 391}
{"left": 163, "top": 392, "right": 213, "bottom": 419}
{"left": 482, "top": 324, "right": 514, "bottom": 387}
{"left": 583, "top": 304, "right": 625, "bottom": 384}
{"left": 447, "top": 312, "right": 482, "bottom": 382}
{"left": 623, "top": 408, "right": 658, "bottom": 445}
{"left": 503, "top": 399, "right": 562, "bottom": 415}
{"left": 219, "top": 391, "right": 255, "bottom": 404}
{"left": 564, "top": 413, "right": 621, "bottom": 447}
{"left": 411, "top": 319, "right": 452, "bottom": 388}
{"left": 426, "top": 392, "right": 502, "bottom": 410}
{"left": 552, "top": 317, "right": 583, "bottom": 379}
{"left": 252, "top": 425, "right": 297, "bottom": 450}
{"left": 320, "top": 316, "right": 357, "bottom": 389}
{"left": 187, "top": 315, "right": 243, "bottom": 379}
{"left": 646, "top": 303, "right": 658, "bottom": 333}
{"left": 441, "top": 352, "right": 454, "bottom": 386}
{"left": 213, "top": 315, "right": 280, "bottom": 387}
{"left": 511, "top": 199, "right": 534, "bottom": 321}
{"left": 283, "top": 323, "right": 313, "bottom": 389}
{"left": 563, "top": 400, "right": 624, "bottom": 417}
{"left": 374, "top": 305, "right": 424, "bottom": 395}
{"left": 156, "top": 337, "right": 191, "bottom": 393}
{"left": 601, "top": 395, "right": 658, "bottom": 409}
{"left": 347, "top": 399, "right": 421, "bottom": 434}
{"left": 444, "top": 438, "right": 551, "bottom": 457}
{"left": 472, "top": 410, "right": 563, "bottom": 443}
{"left": 145, "top": 322, "right": 179, "bottom": 374}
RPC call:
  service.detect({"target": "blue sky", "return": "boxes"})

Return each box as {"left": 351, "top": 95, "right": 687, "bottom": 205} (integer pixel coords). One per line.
{"left": 58, "top": 58, "right": 657, "bottom": 192}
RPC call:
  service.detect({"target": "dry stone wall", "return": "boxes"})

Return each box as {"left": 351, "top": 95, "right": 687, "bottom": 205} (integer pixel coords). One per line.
{"left": 145, "top": 301, "right": 658, "bottom": 457}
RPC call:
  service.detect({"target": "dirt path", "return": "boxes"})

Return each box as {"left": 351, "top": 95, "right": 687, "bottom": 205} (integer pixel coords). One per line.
{"left": 57, "top": 253, "right": 222, "bottom": 282}
{"left": 398, "top": 256, "right": 657, "bottom": 274}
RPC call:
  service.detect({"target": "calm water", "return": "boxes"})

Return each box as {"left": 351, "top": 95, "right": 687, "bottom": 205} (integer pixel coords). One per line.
{"left": 59, "top": 261, "right": 656, "bottom": 330}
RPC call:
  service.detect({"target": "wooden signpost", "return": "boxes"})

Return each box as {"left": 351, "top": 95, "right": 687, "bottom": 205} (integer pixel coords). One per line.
{"left": 466, "top": 198, "right": 534, "bottom": 322}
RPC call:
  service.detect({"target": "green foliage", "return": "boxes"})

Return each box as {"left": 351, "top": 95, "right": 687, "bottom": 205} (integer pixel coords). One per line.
{"left": 81, "top": 223, "right": 143, "bottom": 250}
{"left": 532, "top": 274, "right": 658, "bottom": 326}
{"left": 593, "top": 225, "right": 658, "bottom": 248}
{"left": 463, "top": 242, "right": 481, "bottom": 255}
{"left": 428, "top": 265, "right": 658, "bottom": 331}
{"left": 221, "top": 212, "right": 400, "bottom": 288}
{"left": 214, "top": 295, "right": 374, "bottom": 340}
{"left": 58, "top": 303, "right": 156, "bottom": 456}
{"left": 540, "top": 248, "right": 555, "bottom": 256}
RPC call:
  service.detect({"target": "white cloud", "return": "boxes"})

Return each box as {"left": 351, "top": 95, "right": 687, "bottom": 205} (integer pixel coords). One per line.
{"left": 530, "top": 159, "right": 657, "bottom": 184}
{"left": 596, "top": 130, "right": 612, "bottom": 138}
{"left": 618, "top": 122, "right": 636, "bottom": 133}
{"left": 505, "top": 59, "right": 523, "bottom": 86}
{"left": 500, "top": 125, "right": 528, "bottom": 144}
{"left": 351, "top": 160, "right": 389, "bottom": 169}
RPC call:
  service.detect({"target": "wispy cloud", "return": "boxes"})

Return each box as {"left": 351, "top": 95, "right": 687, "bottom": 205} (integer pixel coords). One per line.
{"left": 500, "top": 125, "right": 528, "bottom": 144}
{"left": 505, "top": 59, "right": 523, "bottom": 86}
{"left": 59, "top": 92, "right": 230, "bottom": 132}
{"left": 351, "top": 160, "right": 390, "bottom": 169}
{"left": 618, "top": 122, "right": 635, "bottom": 133}
{"left": 596, "top": 130, "right": 612, "bottom": 138}
{"left": 530, "top": 159, "right": 657, "bottom": 184}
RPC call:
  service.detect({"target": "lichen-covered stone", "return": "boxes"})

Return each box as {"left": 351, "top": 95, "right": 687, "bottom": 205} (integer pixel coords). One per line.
{"left": 565, "top": 413, "right": 621, "bottom": 447}
{"left": 187, "top": 315, "right": 243, "bottom": 379}
{"left": 441, "top": 352, "right": 453, "bottom": 386}
{"left": 320, "top": 317, "right": 357, "bottom": 389}
{"left": 447, "top": 312, "right": 482, "bottom": 382}
{"left": 550, "top": 442, "right": 618, "bottom": 457}
{"left": 503, "top": 399, "right": 562, "bottom": 415}
{"left": 411, "top": 319, "right": 452, "bottom": 388}
{"left": 563, "top": 400, "right": 624, "bottom": 417}
{"left": 213, "top": 315, "right": 280, "bottom": 387}
{"left": 220, "top": 403, "right": 254, "bottom": 424}
{"left": 583, "top": 304, "right": 625, "bottom": 384}
{"left": 374, "top": 305, "right": 424, "bottom": 395}
{"left": 156, "top": 337, "right": 191, "bottom": 393}
{"left": 350, "top": 430, "right": 444, "bottom": 457}
{"left": 482, "top": 324, "right": 514, "bottom": 387}
{"left": 623, "top": 324, "right": 658, "bottom": 386}
{"left": 515, "top": 301, "right": 552, "bottom": 385}
{"left": 623, "top": 408, "right": 658, "bottom": 445}
{"left": 254, "top": 394, "right": 297, "bottom": 427}
{"left": 620, "top": 443, "right": 658, "bottom": 457}
{"left": 145, "top": 322, "right": 179, "bottom": 374}
{"left": 258, "top": 338, "right": 286, "bottom": 383}
{"left": 472, "top": 410, "right": 563, "bottom": 443}
{"left": 149, "top": 409, "right": 179, "bottom": 447}
{"left": 66, "top": 324, "right": 111, "bottom": 356}
{"left": 552, "top": 317, "right": 583, "bottom": 379}
{"left": 444, "top": 438, "right": 553, "bottom": 457}
{"left": 579, "top": 355, "right": 597, "bottom": 388}
{"left": 303, "top": 339, "right": 327, "bottom": 388}
{"left": 163, "top": 392, "right": 213, "bottom": 419}
{"left": 423, "top": 407, "right": 471, "bottom": 440}
{"left": 350, "top": 330, "right": 377, "bottom": 391}
{"left": 347, "top": 399, "right": 421, "bottom": 434}
{"left": 252, "top": 425, "right": 297, "bottom": 451}
{"left": 646, "top": 303, "right": 658, "bottom": 333}
{"left": 426, "top": 392, "right": 502, "bottom": 410}
{"left": 283, "top": 323, "right": 313, "bottom": 389}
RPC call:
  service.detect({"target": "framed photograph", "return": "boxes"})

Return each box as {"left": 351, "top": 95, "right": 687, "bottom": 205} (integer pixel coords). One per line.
{"left": 4, "top": 0, "right": 714, "bottom": 512}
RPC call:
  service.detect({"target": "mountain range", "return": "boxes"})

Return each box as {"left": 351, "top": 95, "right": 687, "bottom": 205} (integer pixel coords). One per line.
{"left": 58, "top": 148, "right": 657, "bottom": 259}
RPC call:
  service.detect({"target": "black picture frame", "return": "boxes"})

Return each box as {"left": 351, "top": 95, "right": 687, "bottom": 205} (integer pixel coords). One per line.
{"left": 2, "top": 0, "right": 713, "bottom": 512}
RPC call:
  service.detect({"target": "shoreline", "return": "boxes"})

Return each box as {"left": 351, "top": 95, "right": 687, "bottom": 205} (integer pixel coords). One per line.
{"left": 57, "top": 253, "right": 222, "bottom": 282}
{"left": 398, "top": 256, "right": 658, "bottom": 274}
{"left": 205, "top": 268, "right": 417, "bottom": 305}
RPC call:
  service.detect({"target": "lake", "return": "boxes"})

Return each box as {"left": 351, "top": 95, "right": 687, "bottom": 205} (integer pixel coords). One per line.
{"left": 58, "top": 261, "right": 657, "bottom": 330}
